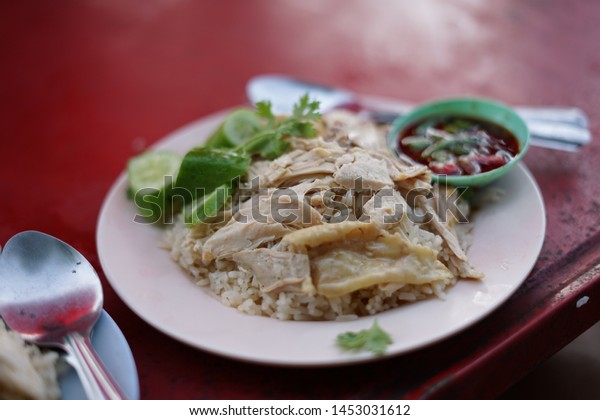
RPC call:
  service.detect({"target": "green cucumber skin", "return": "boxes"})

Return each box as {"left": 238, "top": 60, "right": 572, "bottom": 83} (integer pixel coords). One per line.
{"left": 184, "top": 184, "right": 232, "bottom": 225}
{"left": 175, "top": 148, "right": 250, "bottom": 197}
{"left": 133, "top": 182, "right": 184, "bottom": 224}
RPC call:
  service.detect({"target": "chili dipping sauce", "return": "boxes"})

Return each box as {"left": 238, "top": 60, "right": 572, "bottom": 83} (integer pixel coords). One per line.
{"left": 397, "top": 116, "right": 520, "bottom": 176}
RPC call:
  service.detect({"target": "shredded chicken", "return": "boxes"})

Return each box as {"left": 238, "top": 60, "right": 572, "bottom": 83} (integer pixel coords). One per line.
{"left": 320, "top": 110, "right": 390, "bottom": 153}
{"left": 232, "top": 249, "right": 314, "bottom": 294}
{"left": 264, "top": 146, "right": 341, "bottom": 187}
{"left": 334, "top": 150, "right": 395, "bottom": 190}
{"left": 282, "top": 221, "right": 380, "bottom": 252}
{"left": 202, "top": 216, "right": 291, "bottom": 263}
{"left": 311, "top": 234, "right": 453, "bottom": 297}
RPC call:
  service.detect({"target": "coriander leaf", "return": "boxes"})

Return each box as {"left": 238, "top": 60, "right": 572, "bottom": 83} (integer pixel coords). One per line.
{"left": 283, "top": 121, "right": 317, "bottom": 139}
{"left": 293, "top": 93, "right": 321, "bottom": 120}
{"left": 237, "top": 131, "right": 289, "bottom": 159}
{"left": 336, "top": 320, "right": 392, "bottom": 356}
{"left": 235, "top": 95, "right": 321, "bottom": 160}
{"left": 253, "top": 136, "right": 289, "bottom": 160}
{"left": 337, "top": 331, "right": 368, "bottom": 350}
{"left": 255, "top": 100, "right": 275, "bottom": 127}
{"left": 364, "top": 321, "right": 393, "bottom": 355}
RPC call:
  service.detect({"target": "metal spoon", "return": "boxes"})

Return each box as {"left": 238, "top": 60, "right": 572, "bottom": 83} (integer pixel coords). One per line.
{"left": 0, "top": 231, "right": 126, "bottom": 400}
{"left": 247, "top": 74, "right": 591, "bottom": 152}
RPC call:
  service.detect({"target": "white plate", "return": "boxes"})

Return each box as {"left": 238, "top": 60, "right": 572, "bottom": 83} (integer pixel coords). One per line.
{"left": 97, "top": 111, "right": 546, "bottom": 366}
{"left": 60, "top": 311, "right": 139, "bottom": 399}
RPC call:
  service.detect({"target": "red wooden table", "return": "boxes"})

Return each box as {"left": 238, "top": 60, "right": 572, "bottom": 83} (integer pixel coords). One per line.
{"left": 1, "top": 0, "right": 598, "bottom": 399}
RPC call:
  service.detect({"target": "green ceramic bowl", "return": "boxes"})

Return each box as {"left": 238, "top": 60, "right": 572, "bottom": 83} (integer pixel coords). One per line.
{"left": 388, "top": 97, "right": 529, "bottom": 187}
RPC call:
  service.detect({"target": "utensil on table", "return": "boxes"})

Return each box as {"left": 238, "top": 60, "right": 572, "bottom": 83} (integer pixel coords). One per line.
{"left": 0, "top": 231, "right": 126, "bottom": 399}
{"left": 247, "top": 74, "right": 591, "bottom": 152}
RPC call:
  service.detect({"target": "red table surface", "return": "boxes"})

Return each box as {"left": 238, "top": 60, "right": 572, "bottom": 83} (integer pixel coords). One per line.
{"left": 1, "top": 0, "right": 599, "bottom": 399}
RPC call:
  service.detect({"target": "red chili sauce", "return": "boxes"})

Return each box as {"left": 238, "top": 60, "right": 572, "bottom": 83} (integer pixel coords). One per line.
{"left": 397, "top": 116, "right": 520, "bottom": 176}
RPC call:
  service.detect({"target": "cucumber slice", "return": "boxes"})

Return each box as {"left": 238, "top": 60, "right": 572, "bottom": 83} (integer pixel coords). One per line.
{"left": 224, "top": 109, "right": 262, "bottom": 146}
{"left": 127, "top": 150, "right": 181, "bottom": 194}
{"left": 127, "top": 150, "right": 182, "bottom": 223}
{"left": 205, "top": 109, "right": 262, "bottom": 149}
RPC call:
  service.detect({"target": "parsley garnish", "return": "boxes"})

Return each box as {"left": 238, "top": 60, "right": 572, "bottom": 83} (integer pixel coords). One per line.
{"left": 337, "top": 320, "right": 392, "bottom": 356}
{"left": 237, "top": 94, "right": 321, "bottom": 159}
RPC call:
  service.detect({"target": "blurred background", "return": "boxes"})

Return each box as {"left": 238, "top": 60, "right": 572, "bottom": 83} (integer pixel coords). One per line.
{"left": 1, "top": 0, "right": 598, "bottom": 399}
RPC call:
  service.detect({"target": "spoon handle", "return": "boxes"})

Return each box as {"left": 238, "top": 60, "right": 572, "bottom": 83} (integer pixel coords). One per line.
{"left": 65, "top": 332, "right": 127, "bottom": 400}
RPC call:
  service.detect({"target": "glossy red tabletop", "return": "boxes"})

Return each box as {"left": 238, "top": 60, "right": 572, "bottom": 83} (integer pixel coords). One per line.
{"left": 1, "top": 1, "right": 598, "bottom": 399}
